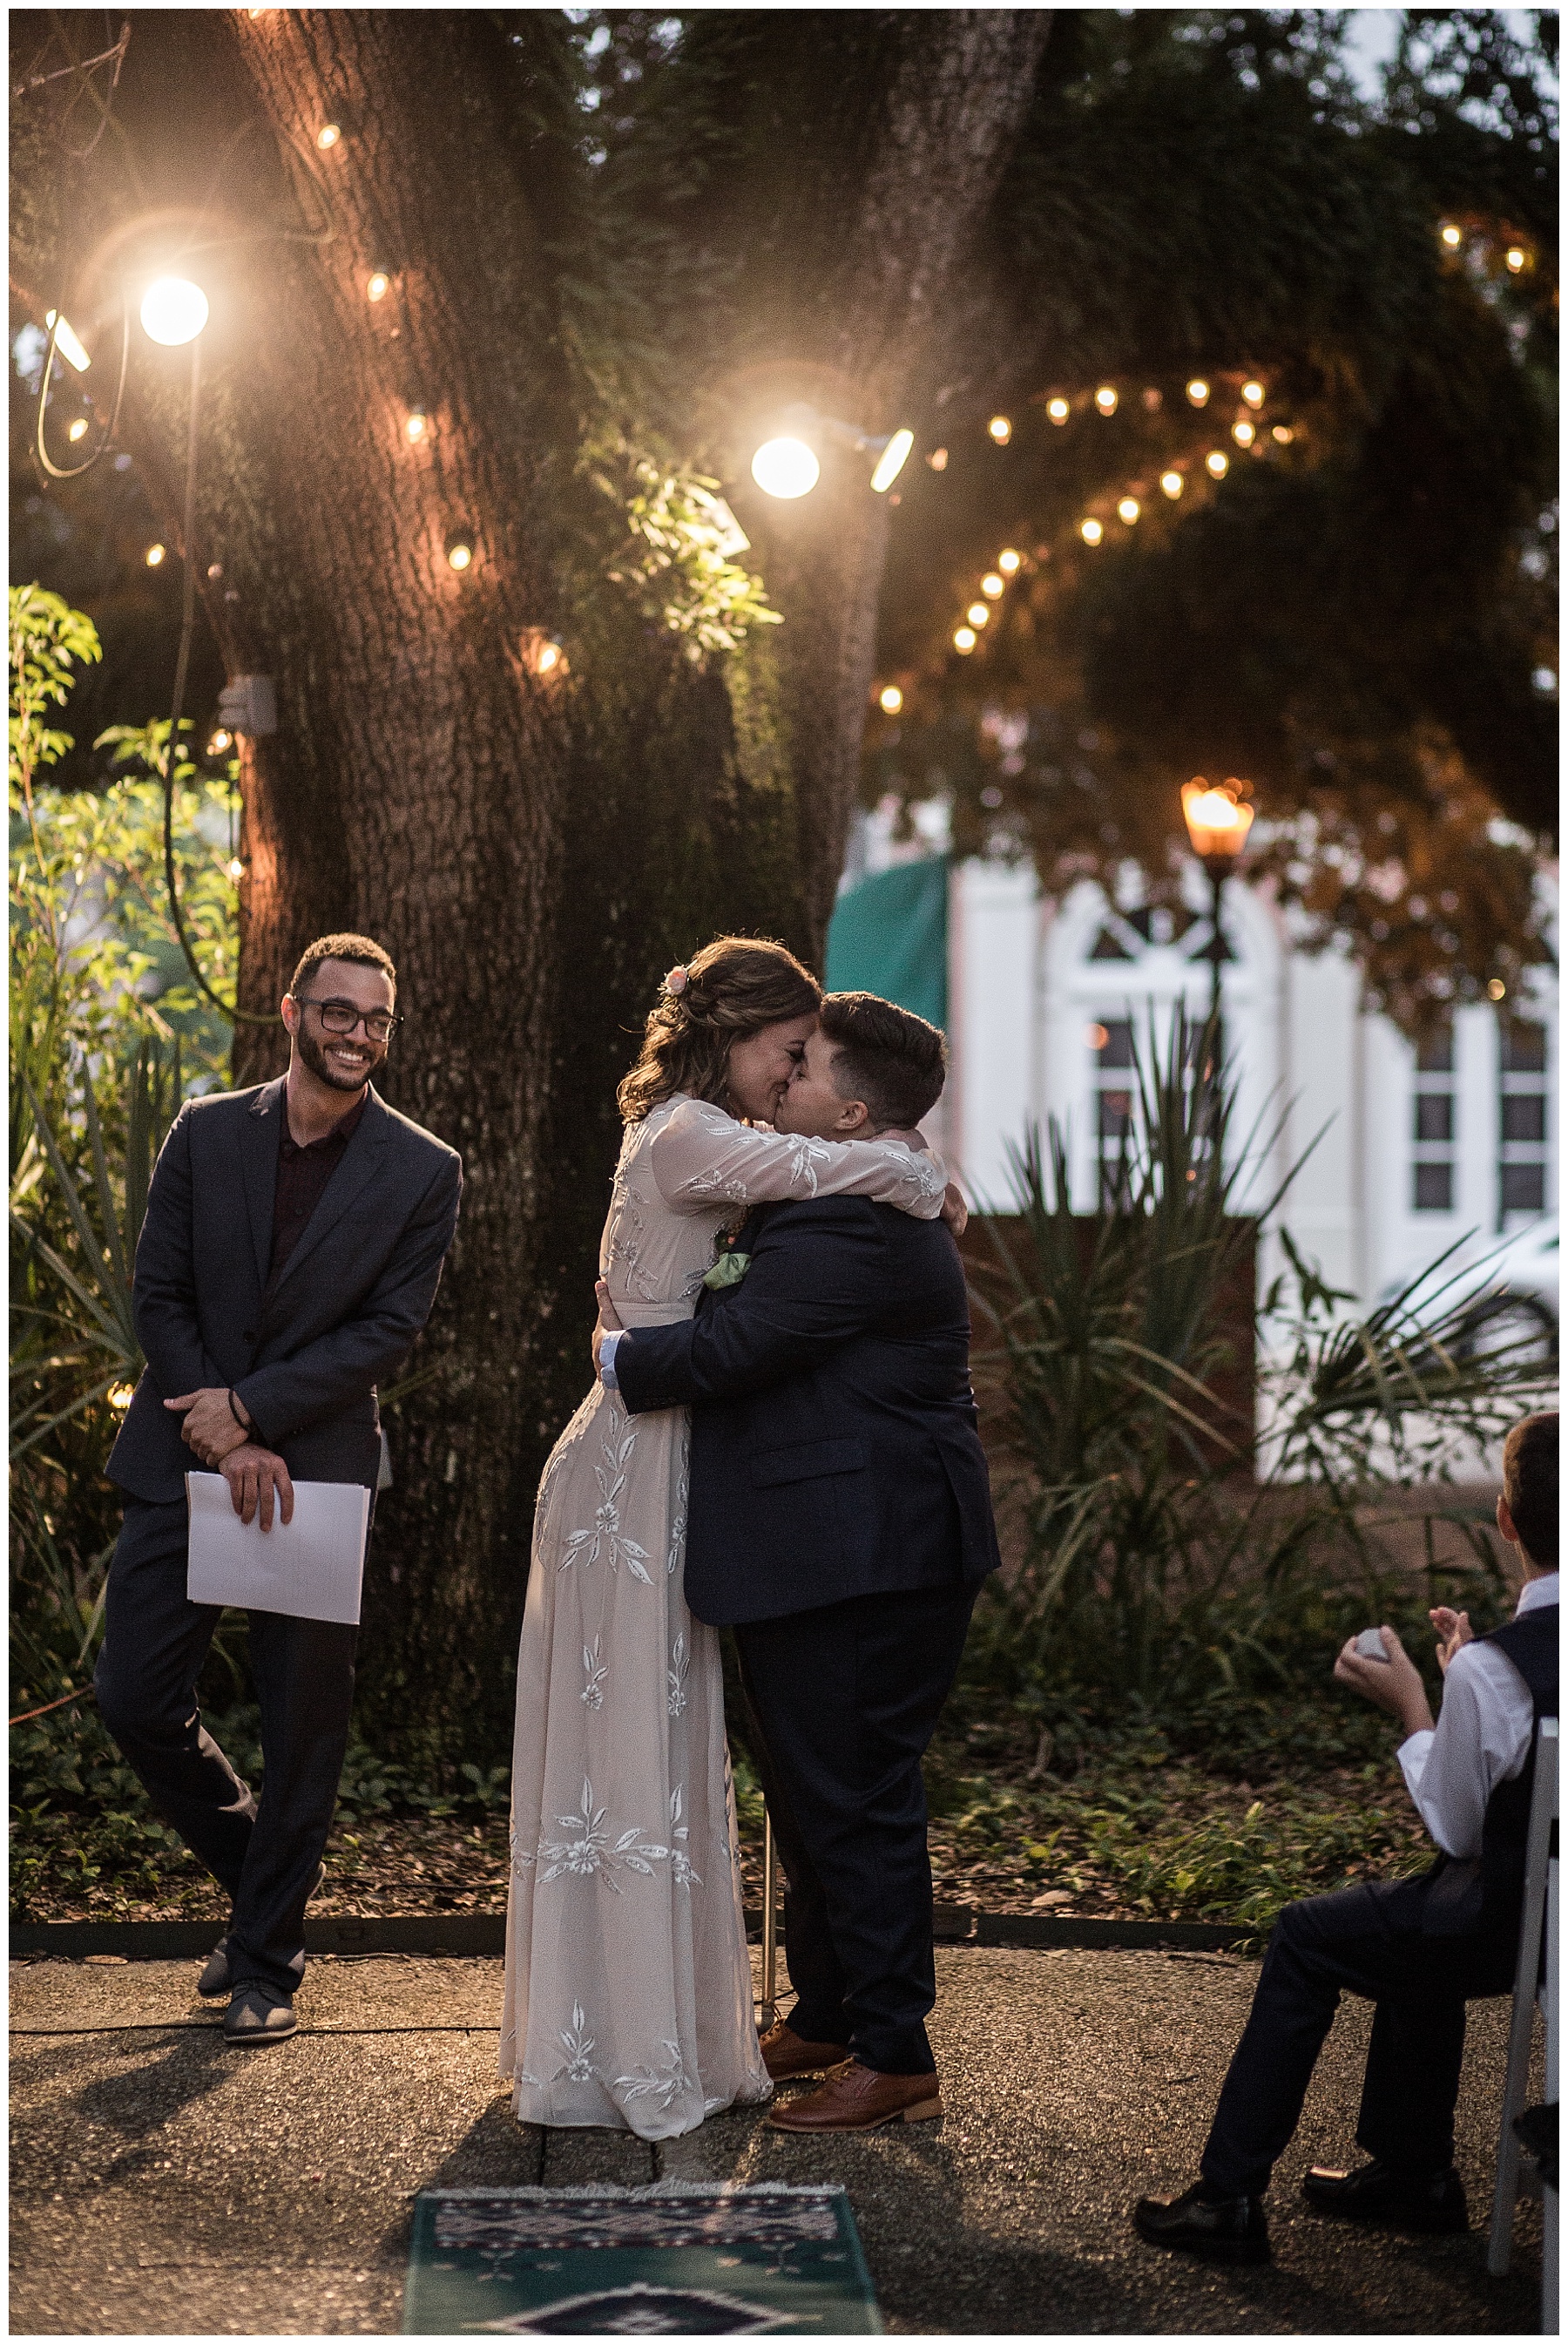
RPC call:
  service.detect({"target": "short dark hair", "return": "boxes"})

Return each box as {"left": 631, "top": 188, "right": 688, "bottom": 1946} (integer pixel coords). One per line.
{"left": 1503, "top": 1410, "right": 1558, "bottom": 1568}
{"left": 289, "top": 933, "right": 397, "bottom": 999}
{"left": 818, "top": 992, "right": 947, "bottom": 1130}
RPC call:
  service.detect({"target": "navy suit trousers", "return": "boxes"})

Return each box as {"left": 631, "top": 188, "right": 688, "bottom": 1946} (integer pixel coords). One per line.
{"left": 735, "top": 1582, "right": 976, "bottom": 2076}
{"left": 1200, "top": 1876, "right": 1517, "bottom": 2198}
{"left": 93, "top": 1495, "right": 360, "bottom": 1997}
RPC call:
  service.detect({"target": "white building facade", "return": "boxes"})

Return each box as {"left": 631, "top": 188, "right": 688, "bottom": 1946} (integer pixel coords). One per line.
{"left": 837, "top": 816, "right": 1557, "bottom": 1316}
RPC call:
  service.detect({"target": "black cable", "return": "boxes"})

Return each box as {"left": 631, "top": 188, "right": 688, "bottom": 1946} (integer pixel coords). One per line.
{"left": 159, "top": 338, "right": 271, "bottom": 1026}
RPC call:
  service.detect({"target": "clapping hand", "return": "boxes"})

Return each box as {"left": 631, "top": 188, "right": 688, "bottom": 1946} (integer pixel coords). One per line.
{"left": 1429, "top": 1605, "right": 1475, "bottom": 1677}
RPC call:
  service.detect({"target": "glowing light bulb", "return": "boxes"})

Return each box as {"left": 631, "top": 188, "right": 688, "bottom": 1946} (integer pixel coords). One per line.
{"left": 1095, "top": 386, "right": 1118, "bottom": 415}
{"left": 366, "top": 270, "right": 390, "bottom": 302}
{"left": 998, "top": 548, "right": 1021, "bottom": 573}
{"left": 446, "top": 537, "right": 474, "bottom": 572}
{"left": 751, "top": 436, "right": 820, "bottom": 498}
{"left": 67, "top": 417, "right": 89, "bottom": 443}
{"left": 405, "top": 409, "right": 428, "bottom": 444}
{"left": 1186, "top": 378, "right": 1210, "bottom": 407}
{"left": 1271, "top": 424, "right": 1294, "bottom": 444}
{"left": 210, "top": 730, "right": 233, "bottom": 753}
{"left": 1232, "top": 419, "right": 1254, "bottom": 446}
{"left": 227, "top": 857, "right": 246, "bottom": 882}
{"left": 953, "top": 626, "right": 977, "bottom": 653}
{"left": 107, "top": 1382, "right": 135, "bottom": 1412}
{"left": 879, "top": 685, "right": 903, "bottom": 715}
{"left": 537, "top": 642, "right": 561, "bottom": 674}
{"left": 1505, "top": 247, "right": 1526, "bottom": 273}
{"left": 1241, "top": 381, "right": 1265, "bottom": 408}
{"left": 145, "top": 543, "right": 166, "bottom": 567}
{"left": 981, "top": 573, "right": 1004, "bottom": 598}
{"left": 1440, "top": 223, "right": 1462, "bottom": 248}
{"left": 139, "top": 275, "right": 209, "bottom": 347}
{"left": 967, "top": 603, "right": 990, "bottom": 627}
{"left": 1488, "top": 978, "right": 1507, "bottom": 999}
{"left": 316, "top": 123, "right": 341, "bottom": 151}
{"left": 927, "top": 447, "right": 948, "bottom": 471}
{"left": 1160, "top": 471, "right": 1184, "bottom": 499}
{"left": 44, "top": 311, "right": 90, "bottom": 373}
{"left": 869, "top": 427, "right": 914, "bottom": 493}
{"left": 1046, "top": 397, "right": 1070, "bottom": 424}
{"left": 1117, "top": 497, "right": 1140, "bottom": 525}
{"left": 988, "top": 415, "right": 1011, "bottom": 444}
{"left": 1206, "top": 450, "right": 1228, "bottom": 478}
{"left": 1080, "top": 518, "right": 1103, "bottom": 545}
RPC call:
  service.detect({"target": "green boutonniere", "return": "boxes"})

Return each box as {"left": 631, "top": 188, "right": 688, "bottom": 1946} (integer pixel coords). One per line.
{"left": 703, "top": 1250, "right": 752, "bottom": 1291}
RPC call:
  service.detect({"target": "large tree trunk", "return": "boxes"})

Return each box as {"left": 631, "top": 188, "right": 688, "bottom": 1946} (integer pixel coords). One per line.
{"left": 11, "top": 8, "right": 1047, "bottom": 1765}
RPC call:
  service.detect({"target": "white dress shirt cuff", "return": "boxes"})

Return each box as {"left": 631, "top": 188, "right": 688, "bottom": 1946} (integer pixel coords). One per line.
{"left": 1397, "top": 1726, "right": 1436, "bottom": 1806}
{"left": 599, "top": 1328, "right": 625, "bottom": 1390}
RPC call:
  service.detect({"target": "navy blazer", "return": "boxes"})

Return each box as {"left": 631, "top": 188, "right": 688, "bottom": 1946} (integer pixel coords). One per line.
{"left": 107, "top": 1077, "right": 462, "bottom": 1504}
{"left": 613, "top": 1194, "right": 1000, "bottom": 1626}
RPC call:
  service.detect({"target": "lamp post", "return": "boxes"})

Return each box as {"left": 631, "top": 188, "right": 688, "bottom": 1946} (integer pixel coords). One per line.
{"left": 1180, "top": 778, "right": 1255, "bottom": 1024}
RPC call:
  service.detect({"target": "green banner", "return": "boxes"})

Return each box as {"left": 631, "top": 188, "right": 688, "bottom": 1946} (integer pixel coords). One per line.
{"left": 825, "top": 857, "right": 949, "bottom": 1030}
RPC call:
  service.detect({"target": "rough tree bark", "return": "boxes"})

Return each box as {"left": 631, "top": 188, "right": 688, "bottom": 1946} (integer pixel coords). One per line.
{"left": 10, "top": 8, "right": 1049, "bottom": 1763}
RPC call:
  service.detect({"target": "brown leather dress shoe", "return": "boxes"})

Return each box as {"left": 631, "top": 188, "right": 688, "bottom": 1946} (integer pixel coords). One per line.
{"left": 767, "top": 2058, "right": 943, "bottom": 2133}
{"left": 760, "top": 2021, "right": 852, "bottom": 2082}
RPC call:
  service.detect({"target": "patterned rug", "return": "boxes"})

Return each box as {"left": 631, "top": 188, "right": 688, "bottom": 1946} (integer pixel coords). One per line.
{"left": 402, "top": 2182, "right": 882, "bottom": 2335}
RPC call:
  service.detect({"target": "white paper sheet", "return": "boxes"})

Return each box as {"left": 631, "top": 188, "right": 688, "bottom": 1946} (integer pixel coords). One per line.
{"left": 186, "top": 1472, "right": 370, "bottom": 1626}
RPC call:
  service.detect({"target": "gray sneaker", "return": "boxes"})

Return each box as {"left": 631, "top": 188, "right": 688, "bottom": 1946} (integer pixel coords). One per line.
{"left": 223, "top": 1982, "right": 297, "bottom": 2046}
{"left": 197, "top": 1862, "right": 328, "bottom": 1998}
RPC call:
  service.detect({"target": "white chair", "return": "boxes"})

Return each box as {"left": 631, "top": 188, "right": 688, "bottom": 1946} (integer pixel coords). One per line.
{"left": 1488, "top": 1713, "right": 1558, "bottom": 2334}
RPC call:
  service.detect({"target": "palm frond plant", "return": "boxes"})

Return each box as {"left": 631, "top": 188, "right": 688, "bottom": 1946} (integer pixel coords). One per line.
{"left": 966, "top": 1014, "right": 1554, "bottom": 1717}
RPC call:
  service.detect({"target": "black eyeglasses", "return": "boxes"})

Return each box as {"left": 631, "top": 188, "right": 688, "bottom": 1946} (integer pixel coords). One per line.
{"left": 295, "top": 995, "right": 402, "bottom": 1044}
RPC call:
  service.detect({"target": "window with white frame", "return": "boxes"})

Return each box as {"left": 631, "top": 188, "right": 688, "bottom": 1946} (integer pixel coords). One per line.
{"left": 1498, "top": 1017, "right": 1549, "bottom": 1223}
{"left": 1411, "top": 1026, "right": 1456, "bottom": 1212}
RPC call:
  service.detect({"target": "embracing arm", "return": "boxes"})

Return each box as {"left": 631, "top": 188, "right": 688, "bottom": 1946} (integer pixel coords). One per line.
{"left": 615, "top": 1198, "right": 889, "bottom": 1412}
{"left": 132, "top": 1105, "right": 223, "bottom": 1398}
{"left": 232, "top": 1157, "right": 461, "bottom": 1445}
{"left": 648, "top": 1096, "right": 947, "bottom": 1219}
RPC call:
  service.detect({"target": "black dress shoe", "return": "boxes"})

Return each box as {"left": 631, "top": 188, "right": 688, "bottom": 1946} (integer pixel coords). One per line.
{"left": 198, "top": 1863, "right": 327, "bottom": 1997}
{"left": 1134, "top": 2183, "right": 1270, "bottom": 2263}
{"left": 1302, "top": 2158, "right": 1468, "bottom": 2232}
{"left": 223, "top": 1982, "right": 297, "bottom": 2046}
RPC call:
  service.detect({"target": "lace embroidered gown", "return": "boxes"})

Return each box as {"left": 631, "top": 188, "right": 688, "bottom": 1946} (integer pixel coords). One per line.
{"left": 499, "top": 1094, "right": 948, "bottom": 2138}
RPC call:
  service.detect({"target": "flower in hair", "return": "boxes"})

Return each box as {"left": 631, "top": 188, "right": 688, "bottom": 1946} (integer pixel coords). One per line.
{"left": 663, "top": 965, "right": 689, "bottom": 998}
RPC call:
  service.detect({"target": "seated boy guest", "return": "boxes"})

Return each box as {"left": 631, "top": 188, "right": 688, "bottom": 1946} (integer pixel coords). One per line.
{"left": 1135, "top": 1409, "right": 1558, "bottom": 2264}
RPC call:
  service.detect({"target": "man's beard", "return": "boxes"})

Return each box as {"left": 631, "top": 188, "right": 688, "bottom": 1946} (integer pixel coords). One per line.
{"left": 296, "top": 1022, "right": 386, "bottom": 1094}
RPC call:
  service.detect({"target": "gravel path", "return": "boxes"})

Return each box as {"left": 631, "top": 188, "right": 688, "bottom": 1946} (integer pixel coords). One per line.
{"left": 10, "top": 1947, "right": 1542, "bottom": 2334}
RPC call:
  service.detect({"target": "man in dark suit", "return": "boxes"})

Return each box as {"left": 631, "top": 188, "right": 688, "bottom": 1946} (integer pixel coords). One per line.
{"left": 603, "top": 992, "right": 1000, "bottom": 2132}
{"left": 96, "top": 932, "right": 462, "bottom": 2044}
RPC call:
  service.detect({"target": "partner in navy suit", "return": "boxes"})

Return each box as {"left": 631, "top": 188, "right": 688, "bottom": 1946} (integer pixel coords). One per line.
{"left": 609, "top": 994, "right": 1000, "bottom": 2131}
{"left": 95, "top": 935, "right": 460, "bottom": 2041}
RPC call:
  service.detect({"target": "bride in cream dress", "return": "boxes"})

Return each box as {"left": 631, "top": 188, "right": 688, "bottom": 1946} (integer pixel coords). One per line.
{"left": 500, "top": 939, "right": 950, "bottom": 2139}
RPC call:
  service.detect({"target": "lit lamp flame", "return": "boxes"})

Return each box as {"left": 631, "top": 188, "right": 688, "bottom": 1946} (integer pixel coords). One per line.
{"left": 316, "top": 123, "right": 341, "bottom": 151}
{"left": 1440, "top": 223, "right": 1463, "bottom": 248}
{"left": 1242, "top": 381, "right": 1265, "bottom": 408}
{"left": 1095, "top": 386, "right": 1118, "bottom": 415}
{"left": 953, "top": 626, "right": 977, "bottom": 653}
{"left": 1233, "top": 419, "right": 1254, "bottom": 446}
{"left": 1181, "top": 779, "right": 1255, "bottom": 861}
{"left": 1046, "top": 397, "right": 1070, "bottom": 424}
{"left": 988, "top": 415, "right": 1011, "bottom": 444}
{"left": 139, "top": 275, "right": 209, "bottom": 347}
{"left": 878, "top": 684, "right": 903, "bottom": 715}
{"left": 751, "top": 436, "right": 820, "bottom": 499}
{"left": 966, "top": 603, "right": 990, "bottom": 627}
{"left": 1186, "top": 378, "right": 1210, "bottom": 407}
{"left": 67, "top": 418, "right": 89, "bottom": 443}
{"left": 1505, "top": 246, "right": 1526, "bottom": 273}
{"left": 405, "top": 408, "right": 428, "bottom": 444}
{"left": 997, "top": 548, "right": 1022, "bottom": 573}
{"left": 366, "top": 270, "right": 390, "bottom": 302}
{"left": 1206, "top": 450, "right": 1228, "bottom": 478}
{"left": 1117, "top": 497, "right": 1139, "bottom": 524}
{"left": 145, "top": 543, "right": 166, "bottom": 567}
{"left": 981, "top": 572, "right": 1004, "bottom": 598}
{"left": 1079, "top": 518, "right": 1103, "bottom": 545}
{"left": 1160, "top": 471, "right": 1183, "bottom": 499}
{"left": 868, "top": 428, "right": 914, "bottom": 493}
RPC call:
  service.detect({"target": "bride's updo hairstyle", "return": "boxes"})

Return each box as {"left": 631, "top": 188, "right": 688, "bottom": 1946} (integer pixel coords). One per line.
{"left": 617, "top": 936, "right": 821, "bottom": 1123}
